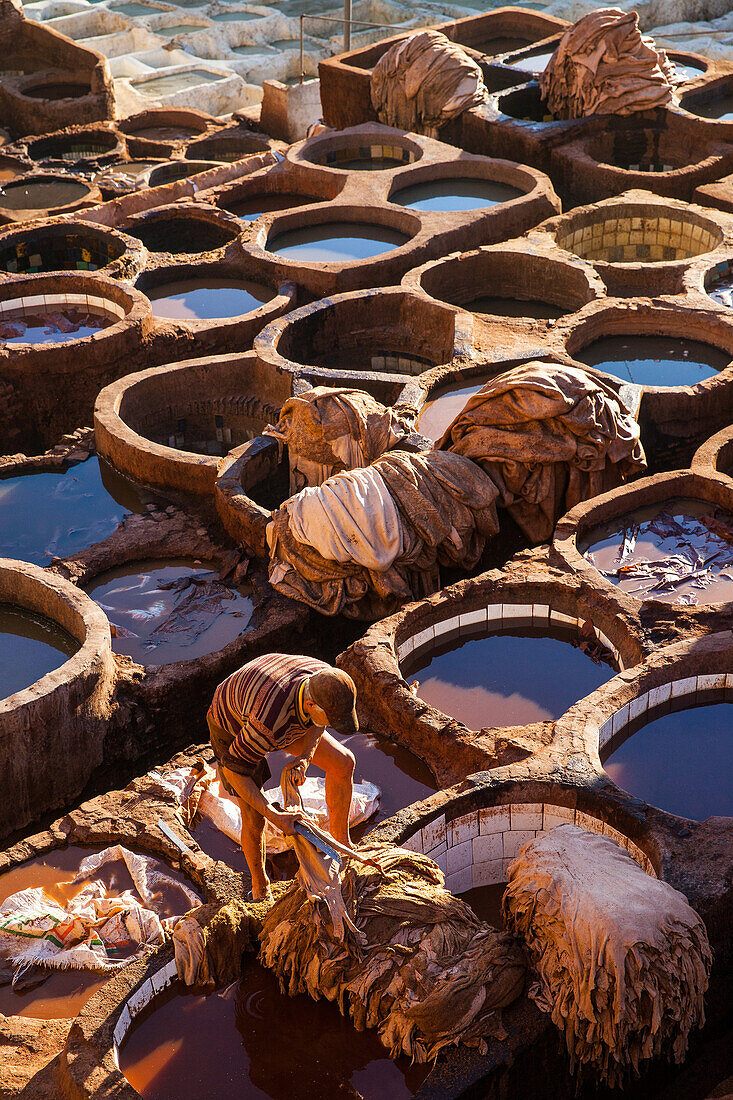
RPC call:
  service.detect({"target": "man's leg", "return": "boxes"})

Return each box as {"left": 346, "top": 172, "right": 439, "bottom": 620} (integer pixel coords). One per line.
{"left": 311, "top": 732, "right": 355, "bottom": 848}
{"left": 222, "top": 765, "right": 270, "bottom": 899}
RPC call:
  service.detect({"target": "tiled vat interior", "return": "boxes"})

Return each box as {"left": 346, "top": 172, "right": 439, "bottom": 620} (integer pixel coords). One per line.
{"left": 597, "top": 675, "right": 733, "bottom": 752}
{"left": 309, "top": 141, "right": 418, "bottom": 170}
{"left": 26, "top": 131, "right": 120, "bottom": 161}
{"left": 400, "top": 800, "right": 656, "bottom": 892}
{"left": 585, "top": 129, "right": 708, "bottom": 173}
{"left": 127, "top": 392, "right": 282, "bottom": 452}
{"left": 0, "top": 289, "right": 126, "bottom": 322}
{"left": 555, "top": 208, "right": 722, "bottom": 263}
{"left": 0, "top": 229, "right": 126, "bottom": 273}
{"left": 395, "top": 601, "right": 626, "bottom": 673}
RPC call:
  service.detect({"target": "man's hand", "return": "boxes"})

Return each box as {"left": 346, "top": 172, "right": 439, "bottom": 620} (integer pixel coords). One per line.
{"left": 269, "top": 808, "right": 306, "bottom": 837}
{"left": 284, "top": 757, "right": 308, "bottom": 787}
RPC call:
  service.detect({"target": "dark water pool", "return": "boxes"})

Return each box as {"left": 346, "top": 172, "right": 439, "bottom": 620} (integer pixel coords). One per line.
{"left": 0, "top": 456, "right": 147, "bottom": 565}
{"left": 145, "top": 278, "right": 272, "bottom": 320}
{"left": 687, "top": 94, "right": 733, "bottom": 122}
{"left": 120, "top": 959, "right": 429, "bottom": 1100}
{"left": 391, "top": 178, "right": 522, "bottom": 212}
{"left": 575, "top": 334, "right": 730, "bottom": 387}
{"left": 229, "top": 193, "right": 317, "bottom": 220}
{"left": 406, "top": 628, "right": 615, "bottom": 730}
{"left": 86, "top": 560, "right": 254, "bottom": 665}
{"left": 0, "top": 178, "right": 88, "bottom": 209}
{"left": 267, "top": 223, "right": 408, "bottom": 262}
{"left": 603, "top": 700, "right": 733, "bottom": 820}
{"left": 468, "top": 295, "right": 564, "bottom": 318}
{"left": 0, "top": 605, "right": 77, "bottom": 700}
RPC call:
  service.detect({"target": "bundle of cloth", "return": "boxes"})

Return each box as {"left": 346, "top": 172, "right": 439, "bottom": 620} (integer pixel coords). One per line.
{"left": 438, "top": 361, "right": 646, "bottom": 543}
{"left": 150, "top": 761, "right": 380, "bottom": 857}
{"left": 263, "top": 386, "right": 414, "bottom": 494}
{"left": 539, "top": 8, "right": 679, "bottom": 119}
{"left": 503, "top": 825, "right": 712, "bottom": 1088}
{"left": 0, "top": 846, "right": 200, "bottom": 990}
{"left": 371, "top": 30, "right": 487, "bottom": 135}
{"left": 266, "top": 448, "right": 500, "bottom": 618}
{"left": 259, "top": 769, "right": 526, "bottom": 1062}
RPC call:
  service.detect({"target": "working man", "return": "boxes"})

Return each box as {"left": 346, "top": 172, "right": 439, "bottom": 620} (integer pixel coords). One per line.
{"left": 207, "top": 652, "right": 359, "bottom": 900}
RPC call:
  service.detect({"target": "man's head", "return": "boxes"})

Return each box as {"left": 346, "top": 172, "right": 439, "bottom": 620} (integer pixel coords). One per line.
{"left": 305, "top": 667, "right": 359, "bottom": 736}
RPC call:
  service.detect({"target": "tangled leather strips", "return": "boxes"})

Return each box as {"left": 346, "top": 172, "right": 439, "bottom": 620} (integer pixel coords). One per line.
{"left": 263, "top": 386, "right": 414, "bottom": 493}
{"left": 438, "top": 361, "right": 646, "bottom": 543}
{"left": 503, "top": 826, "right": 711, "bottom": 1088}
{"left": 371, "top": 30, "right": 487, "bottom": 135}
{"left": 539, "top": 8, "right": 678, "bottom": 119}
{"left": 259, "top": 841, "right": 526, "bottom": 1063}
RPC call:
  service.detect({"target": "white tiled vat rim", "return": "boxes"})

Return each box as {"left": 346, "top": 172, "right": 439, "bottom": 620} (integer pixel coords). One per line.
{"left": 396, "top": 602, "right": 624, "bottom": 671}
{"left": 598, "top": 674, "right": 733, "bottom": 748}
{"left": 112, "top": 956, "right": 178, "bottom": 1064}
{"left": 0, "top": 292, "right": 127, "bottom": 320}
{"left": 400, "top": 800, "right": 656, "bottom": 896}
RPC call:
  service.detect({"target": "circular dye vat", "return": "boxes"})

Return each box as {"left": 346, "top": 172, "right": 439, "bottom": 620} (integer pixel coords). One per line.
{"left": 390, "top": 178, "right": 522, "bottom": 212}
{"left": 0, "top": 305, "right": 113, "bottom": 344}
{"left": 126, "top": 125, "right": 200, "bottom": 142}
{"left": 119, "top": 960, "right": 430, "bottom": 1100}
{"left": 24, "top": 83, "right": 89, "bottom": 99}
{"left": 686, "top": 95, "right": 733, "bottom": 122}
{"left": 582, "top": 498, "right": 733, "bottom": 605}
{"left": 268, "top": 223, "right": 408, "bottom": 262}
{"left": 0, "top": 605, "right": 76, "bottom": 700}
{"left": 160, "top": 23, "right": 206, "bottom": 35}
{"left": 269, "top": 37, "right": 298, "bottom": 49}
{"left": 575, "top": 335, "right": 730, "bottom": 387}
{"left": 127, "top": 217, "right": 238, "bottom": 255}
{"left": 507, "top": 50, "right": 554, "bottom": 72}
{"left": 0, "top": 846, "right": 199, "bottom": 1019}
{"left": 145, "top": 277, "right": 272, "bottom": 320}
{"left": 0, "top": 456, "right": 148, "bottom": 565}
{"left": 87, "top": 560, "right": 254, "bottom": 665}
{"left": 193, "top": 728, "right": 438, "bottom": 873}
{"left": 232, "top": 44, "right": 272, "bottom": 57}
{"left": 406, "top": 627, "right": 615, "bottom": 730}
{"left": 211, "top": 9, "right": 258, "bottom": 19}
{"left": 603, "top": 700, "right": 733, "bottom": 820}
{"left": 417, "top": 380, "right": 486, "bottom": 441}
{"left": 468, "top": 295, "right": 564, "bottom": 319}
{"left": 0, "top": 177, "right": 90, "bottom": 211}
{"left": 228, "top": 193, "right": 318, "bottom": 221}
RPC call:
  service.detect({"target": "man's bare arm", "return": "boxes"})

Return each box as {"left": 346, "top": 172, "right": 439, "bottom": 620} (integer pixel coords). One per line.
{"left": 283, "top": 726, "right": 324, "bottom": 787}
{"left": 221, "top": 766, "right": 305, "bottom": 836}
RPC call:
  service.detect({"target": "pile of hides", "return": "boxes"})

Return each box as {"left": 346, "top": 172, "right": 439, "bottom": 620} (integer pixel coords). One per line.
{"left": 503, "top": 825, "right": 712, "bottom": 1087}
{"left": 0, "top": 846, "right": 199, "bottom": 990}
{"left": 151, "top": 762, "right": 381, "bottom": 856}
{"left": 266, "top": 449, "right": 500, "bottom": 618}
{"left": 174, "top": 898, "right": 264, "bottom": 987}
{"left": 263, "top": 386, "right": 414, "bottom": 493}
{"left": 371, "top": 30, "right": 487, "bottom": 135}
{"left": 539, "top": 9, "right": 678, "bottom": 119}
{"left": 438, "top": 361, "right": 646, "bottom": 543}
{"left": 259, "top": 837, "right": 526, "bottom": 1062}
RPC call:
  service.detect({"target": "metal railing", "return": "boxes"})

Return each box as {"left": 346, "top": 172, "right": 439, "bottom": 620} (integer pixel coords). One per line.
{"left": 298, "top": 8, "right": 401, "bottom": 82}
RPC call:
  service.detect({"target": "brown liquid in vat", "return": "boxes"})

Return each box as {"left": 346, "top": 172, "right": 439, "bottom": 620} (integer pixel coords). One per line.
{"left": 460, "top": 883, "right": 507, "bottom": 928}
{"left": 417, "top": 380, "right": 486, "bottom": 440}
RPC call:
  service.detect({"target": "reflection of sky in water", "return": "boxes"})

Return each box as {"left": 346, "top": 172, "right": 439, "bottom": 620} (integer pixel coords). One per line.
{"left": 417, "top": 381, "right": 485, "bottom": 441}
{"left": 408, "top": 631, "right": 613, "bottom": 730}
{"left": 576, "top": 335, "right": 730, "bottom": 387}
{"left": 268, "top": 224, "right": 407, "bottom": 262}
{"left": 0, "top": 606, "right": 76, "bottom": 700}
{"left": 0, "top": 457, "right": 146, "bottom": 565}
{"left": 603, "top": 702, "right": 733, "bottom": 820}
{"left": 146, "top": 279, "right": 271, "bottom": 320}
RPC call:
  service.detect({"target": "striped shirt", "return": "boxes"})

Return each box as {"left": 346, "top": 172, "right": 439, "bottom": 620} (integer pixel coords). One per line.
{"left": 208, "top": 653, "right": 328, "bottom": 766}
